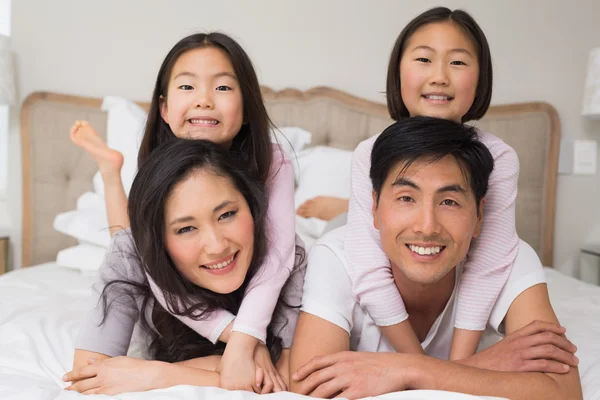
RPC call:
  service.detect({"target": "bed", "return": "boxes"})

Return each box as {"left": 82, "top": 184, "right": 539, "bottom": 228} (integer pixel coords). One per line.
{"left": 1, "top": 87, "right": 599, "bottom": 400}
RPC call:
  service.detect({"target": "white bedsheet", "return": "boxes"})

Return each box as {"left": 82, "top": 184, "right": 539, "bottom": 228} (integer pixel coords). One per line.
{"left": 0, "top": 263, "right": 598, "bottom": 399}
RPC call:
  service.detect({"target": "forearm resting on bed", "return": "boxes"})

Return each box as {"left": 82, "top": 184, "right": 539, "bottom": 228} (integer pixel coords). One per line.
{"left": 145, "top": 361, "right": 221, "bottom": 390}
{"left": 414, "top": 355, "right": 582, "bottom": 400}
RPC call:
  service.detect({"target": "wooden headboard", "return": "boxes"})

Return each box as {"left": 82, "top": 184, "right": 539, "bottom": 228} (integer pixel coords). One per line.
{"left": 20, "top": 87, "right": 559, "bottom": 267}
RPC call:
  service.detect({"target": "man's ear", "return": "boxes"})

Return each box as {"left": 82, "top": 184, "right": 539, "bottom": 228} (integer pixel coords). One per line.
{"left": 159, "top": 95, "right": 169, "bottom": 123}
{"left": 473, "top": 197, "right": 486, "bottom": 237}
{"left": 372, "top": 190, "right": 379, "bottom": 230}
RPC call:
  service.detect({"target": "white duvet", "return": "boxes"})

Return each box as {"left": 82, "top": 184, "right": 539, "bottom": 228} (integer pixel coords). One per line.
{"left": 1, "top": 263, "right": 598, "bottom": 400}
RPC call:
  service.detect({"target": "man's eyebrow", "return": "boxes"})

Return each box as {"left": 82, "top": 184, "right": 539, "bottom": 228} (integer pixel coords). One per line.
{"left": 391, "top": 177, "right": 419, "bottom": 190}
{"left": 391, "top": 178, "right": 469, "bottom": 195}
{"left": 436, "top": 184, "right": 468, "bottom": 195}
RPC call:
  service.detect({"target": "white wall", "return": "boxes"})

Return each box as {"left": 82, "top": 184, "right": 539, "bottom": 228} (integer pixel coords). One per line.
{"left": 7, "top": 0, "right": 600, "bottom": 275}
{"left": 0, "top": 0, "right": 10, "bottom": 202}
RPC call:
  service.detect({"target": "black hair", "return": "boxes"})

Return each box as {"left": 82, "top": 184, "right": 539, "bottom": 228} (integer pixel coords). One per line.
{"left": 370, "top": 116, "right": 494, "bottom": 211}
{"left": 101, "top": 139, "right": 302, "bottom": 363}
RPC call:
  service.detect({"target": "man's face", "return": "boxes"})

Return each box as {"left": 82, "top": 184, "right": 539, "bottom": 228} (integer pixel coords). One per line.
{"left": 372, "top": 155, "right": 484, "bottom": 285}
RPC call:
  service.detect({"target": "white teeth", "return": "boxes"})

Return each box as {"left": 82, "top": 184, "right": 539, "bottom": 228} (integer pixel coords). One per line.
{"left": 408, "top": 245, "right": 442, "bottom": 255}
{"left": 189, "top": 119, "right": 218, "bottom": 125}
{"left": 204, "top": 255, "right": 234, "bottom": 270}
{"left": 425, "top": 95, "right": 450, "bottom": 101}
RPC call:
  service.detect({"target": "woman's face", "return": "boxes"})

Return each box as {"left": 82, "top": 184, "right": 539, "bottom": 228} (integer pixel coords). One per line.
{"left": 164, "top": 169, "right": 255, "bottom": 294}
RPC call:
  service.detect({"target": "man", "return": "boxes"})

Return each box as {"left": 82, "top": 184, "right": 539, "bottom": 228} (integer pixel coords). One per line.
{"left": 289, "top": 117, "right": 581, "bottom": 399}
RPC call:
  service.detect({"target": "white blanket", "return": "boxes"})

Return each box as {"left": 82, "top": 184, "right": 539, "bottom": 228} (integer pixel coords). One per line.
{"left": 0, "top": 264, "right": 598, "bottom": 399}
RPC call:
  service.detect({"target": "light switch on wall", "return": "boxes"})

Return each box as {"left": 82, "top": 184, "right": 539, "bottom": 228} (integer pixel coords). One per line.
{"left": 558, "top": 139, "right": 597, "bottom": 175}
{"left": 573, "top": 140, "right": 597, "bottom": 175}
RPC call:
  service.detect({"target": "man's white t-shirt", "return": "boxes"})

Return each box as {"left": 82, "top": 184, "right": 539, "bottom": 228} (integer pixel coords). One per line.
{"left": 301, "top": 226, "right": 546, "bottom": 360}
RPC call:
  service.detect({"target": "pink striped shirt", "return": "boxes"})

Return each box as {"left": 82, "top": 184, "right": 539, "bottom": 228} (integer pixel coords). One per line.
{"left": 346, "top": 130, "right": 520, "bottom": 331}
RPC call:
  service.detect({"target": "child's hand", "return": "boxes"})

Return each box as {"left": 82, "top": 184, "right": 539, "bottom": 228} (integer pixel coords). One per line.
{"left": 217, "top": 332, "right": 259, "bottom": 392}
{"left": 253, "top": 343, "right": 287, "bottom": 393}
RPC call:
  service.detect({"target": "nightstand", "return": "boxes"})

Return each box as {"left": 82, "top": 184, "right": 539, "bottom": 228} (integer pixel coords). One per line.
{"left": 0, "top": 235, "right": 7, "bottom": 275}
{"left": 580, "top": 243, "right": 600, "bottom": 285}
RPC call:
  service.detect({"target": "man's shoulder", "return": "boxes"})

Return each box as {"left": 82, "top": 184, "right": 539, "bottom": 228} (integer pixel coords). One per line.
{"left": 302, "top": 225, "right": 357, "bottom": 334}
{"left": 487, "top": 239, "right": 546, "bottom": 333}
{"left": 312, "top": 226, "right": 347, "bottom": 261}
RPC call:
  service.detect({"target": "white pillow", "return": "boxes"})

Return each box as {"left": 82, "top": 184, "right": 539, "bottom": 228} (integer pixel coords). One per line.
{"left": 56, "top": 244, "right": 106, "bottom": 272}
{"left": 294, "top": 146, "right": 353, "bottom": 237}
{"left": 76, "top": 191, "right": 106, "bottom": 211}
{"left": 271, "top": 126, "right": 312, "bottom": 178}
{"left": 53, "top": 208, "right": 111, "bottom": 248}
{"left": 271, "top": 126, "right": 312, "bottom": 156}
{"left": 94, "top": 96, "right": 147, "bottom": 196}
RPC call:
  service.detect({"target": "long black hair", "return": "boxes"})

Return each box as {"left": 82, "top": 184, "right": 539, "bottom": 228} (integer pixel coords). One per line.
{"left": 102, "top": 139, "right": 297, "bottom": 362}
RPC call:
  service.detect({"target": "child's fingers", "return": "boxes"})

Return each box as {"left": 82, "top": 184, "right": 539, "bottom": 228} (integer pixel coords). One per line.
{"left": 255, "top": 367, "right": 264, "bottom": 388}
{"left": 275, "top": 372, "right": 287, "bottom": 392}
{"left": 270, "top": 370, "right": 284, "bottom": 392}
{"left": 260, "top": 374, "right": 274, "bottom": 394}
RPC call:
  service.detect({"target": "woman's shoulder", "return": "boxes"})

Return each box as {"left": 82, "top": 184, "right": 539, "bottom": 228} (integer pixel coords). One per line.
{"left": 100, "top": 229, "right": 145, "bottom": 281}
{"left": 110, "top": 228, "right": 136, "bottom": 252}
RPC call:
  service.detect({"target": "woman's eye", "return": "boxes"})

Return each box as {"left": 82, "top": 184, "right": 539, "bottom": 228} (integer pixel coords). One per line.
{"left": 416, "top": 57, "right": 431, "bottom": 63}
{"left": 441, "top": 199, "right": 459, "bottom": 206}
{"left": 218, "top": 210, "right": 237, "bottom": 221}
{"left": 216, "top": 85, "right": 232, "bottom": 91}
{"left": 450, "top": 60, "right": 466, "bottom": 66}
{"left": 177, "top": 226, "right": 195, "bottom": 234}
{"left": 178, "top": 85, "right": 194, "bottom": 91}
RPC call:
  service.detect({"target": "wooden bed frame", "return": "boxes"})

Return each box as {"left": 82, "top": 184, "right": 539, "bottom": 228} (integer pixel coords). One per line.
{"left": 20, "top": 87, "right": 560, "bottom": 267}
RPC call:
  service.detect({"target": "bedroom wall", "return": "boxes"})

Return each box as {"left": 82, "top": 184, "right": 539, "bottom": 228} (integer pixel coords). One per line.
{"left": 5, "top": 0, "right": 600, "bottom": 276}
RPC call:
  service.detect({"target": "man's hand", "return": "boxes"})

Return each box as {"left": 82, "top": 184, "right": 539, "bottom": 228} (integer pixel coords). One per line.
{"left": 63, "top": 356, "right": 161, "bottom": 395}
{"left": 459, "top": 320, "right": 578, "bottom": 374}
{"left": 292, "top": 351, "right": 418, "bottom": 399}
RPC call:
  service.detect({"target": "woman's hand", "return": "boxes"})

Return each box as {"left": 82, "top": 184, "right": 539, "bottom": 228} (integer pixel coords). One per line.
{"left": 63, "top": 356, "right": 162, "bottom": 395}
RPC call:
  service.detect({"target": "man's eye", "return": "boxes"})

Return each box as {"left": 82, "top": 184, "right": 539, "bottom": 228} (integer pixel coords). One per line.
{"left": 398, "top": 196, "right": 414, "bottom": 202}
{"left": 441, "top": 199, "right": 459, "bottom": 206}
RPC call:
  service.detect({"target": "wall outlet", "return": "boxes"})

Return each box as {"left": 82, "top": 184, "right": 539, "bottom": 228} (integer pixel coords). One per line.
{"left": 573, "top": 140, "right": 597, "bottom": 175}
